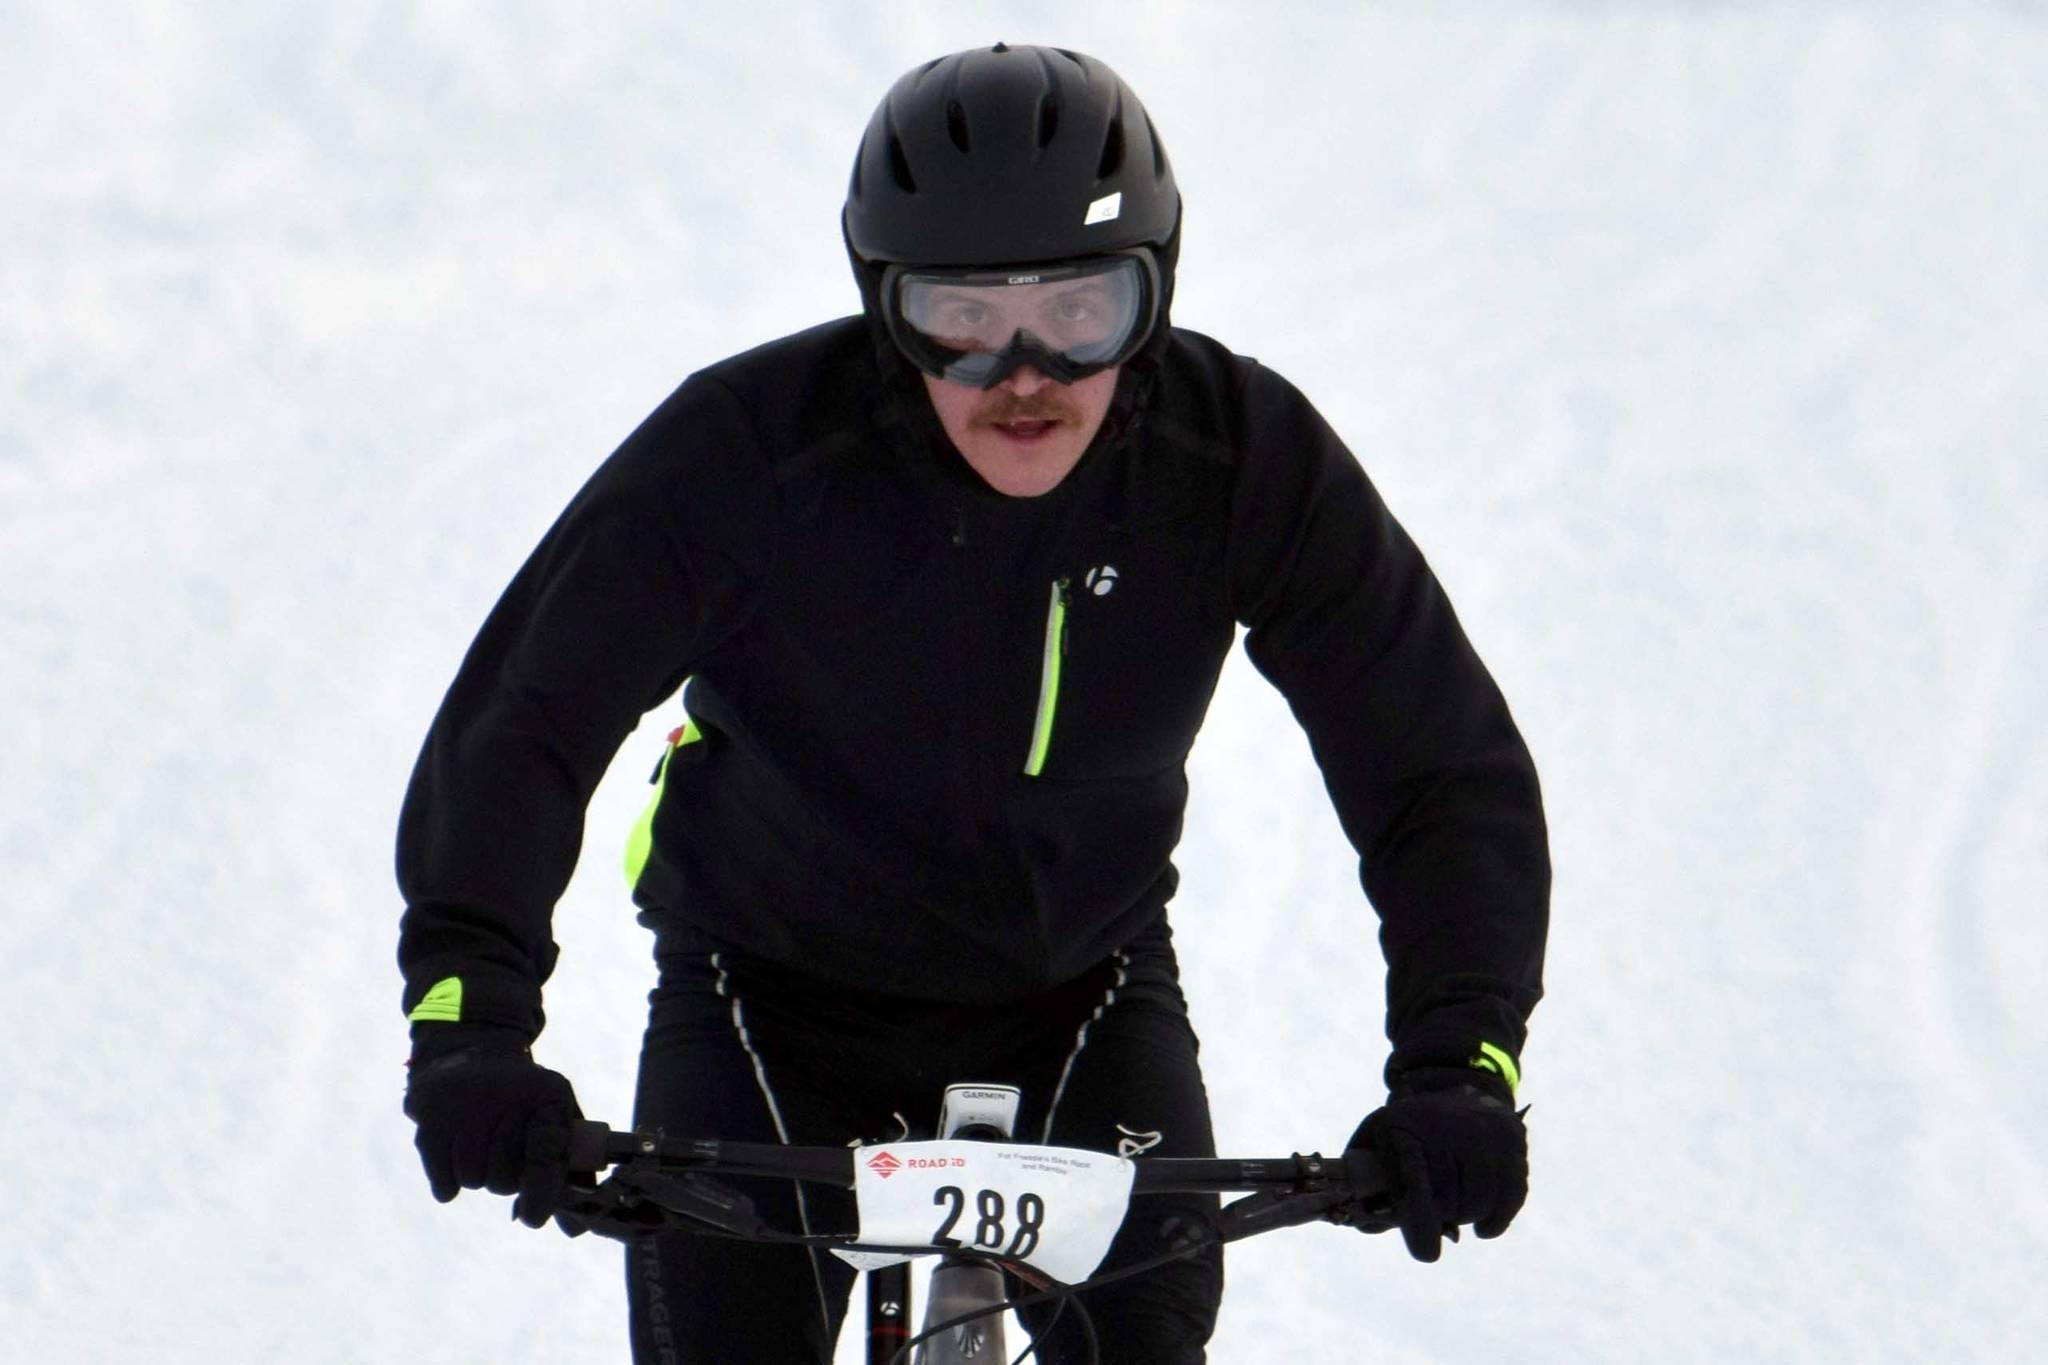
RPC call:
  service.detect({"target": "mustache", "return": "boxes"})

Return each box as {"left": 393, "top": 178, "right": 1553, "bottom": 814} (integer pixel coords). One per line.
{"left": 975, "top": 392, "right": 1079, "bottom": 425}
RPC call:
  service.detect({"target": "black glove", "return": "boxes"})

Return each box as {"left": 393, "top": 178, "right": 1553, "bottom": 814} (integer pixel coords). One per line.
{"left": 1349, "top": 1067, "right": 1527, "bottom": 1263}
{"left": 404, "top": 1025, "right": 582, "bottom": 1229}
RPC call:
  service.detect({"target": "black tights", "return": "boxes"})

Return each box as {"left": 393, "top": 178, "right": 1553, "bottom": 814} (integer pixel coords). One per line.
{"left": 625, "top": 918, "right": 1223, "bottom": 1363}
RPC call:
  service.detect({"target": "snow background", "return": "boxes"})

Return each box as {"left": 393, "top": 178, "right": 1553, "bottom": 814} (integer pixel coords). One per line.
{"left": 5, "top": 2, "right": 2044, "bottom": 1360}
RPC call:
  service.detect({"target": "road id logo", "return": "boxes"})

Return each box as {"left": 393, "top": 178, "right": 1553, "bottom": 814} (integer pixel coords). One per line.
{"left": 865, "top": 1148, "right": 972, "bottom": 1179}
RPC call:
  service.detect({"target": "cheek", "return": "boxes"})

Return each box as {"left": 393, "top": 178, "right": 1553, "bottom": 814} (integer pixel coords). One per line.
{"left": 1084, "top": 372, "right": 1119, "bottom": 417}
{"left": 922, "top": 379, "right": 978, "bottom": 432}
{"left": 1066, "top": 373, "right": 1118, "bottom": 432}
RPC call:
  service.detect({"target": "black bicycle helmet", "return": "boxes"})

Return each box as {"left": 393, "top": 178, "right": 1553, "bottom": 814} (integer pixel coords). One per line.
{"left": 844, "top": 43, "right": 1180, "bottom": 268}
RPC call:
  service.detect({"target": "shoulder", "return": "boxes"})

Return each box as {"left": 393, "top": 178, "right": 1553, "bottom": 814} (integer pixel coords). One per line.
{"left": 695, "top": 316, "right": 880, "bottom": 448}
{"left": 603, "top": 316, "right": 879, "bottom": 501}
{"left": 697, "top": 314, "right": 874, "bottom": 391}
{"left": 1141, "top": 330, "right": 1381, "bottom": 588}
{"left": 626, "top": 317, "right": 876, "bottom": 451}
{"left": 1156, "top": 324, "right": 1257, "bottom": 391}
{"left": 1145, "top": 327, "right": 1329, "bottom": 459}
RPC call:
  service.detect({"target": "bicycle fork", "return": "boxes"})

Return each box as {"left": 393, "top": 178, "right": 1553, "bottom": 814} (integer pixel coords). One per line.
{"left": 867, "top": 1262, "right": 914, "bottom": 1365}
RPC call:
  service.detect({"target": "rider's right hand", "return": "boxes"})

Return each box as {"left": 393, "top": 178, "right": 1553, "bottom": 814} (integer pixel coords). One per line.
{"left": 404, "top": 1025, "right": 582, "bottom": 1229}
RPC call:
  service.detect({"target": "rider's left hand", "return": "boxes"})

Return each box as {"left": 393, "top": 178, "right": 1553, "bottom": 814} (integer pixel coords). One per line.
{"left": 1347, "top": 1067, "right": 1526, "bottom": 1263}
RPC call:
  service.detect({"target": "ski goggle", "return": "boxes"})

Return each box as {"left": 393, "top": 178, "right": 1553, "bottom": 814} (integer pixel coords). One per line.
{"left": 880, "top": 250, "right": 1160, "bottom": 390}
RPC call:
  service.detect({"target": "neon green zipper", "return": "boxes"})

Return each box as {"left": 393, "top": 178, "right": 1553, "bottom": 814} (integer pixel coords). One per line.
{"left": 1023, "top": 579, "right": 1071, "bottom": 776}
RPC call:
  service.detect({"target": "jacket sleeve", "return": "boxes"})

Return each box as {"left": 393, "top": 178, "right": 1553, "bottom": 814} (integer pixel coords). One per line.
{"left": 1226, "top": 362, "right": 1550, "bottom": 1089}
{"left": 395, "top": 375, "right": 774, "bottom": 1039}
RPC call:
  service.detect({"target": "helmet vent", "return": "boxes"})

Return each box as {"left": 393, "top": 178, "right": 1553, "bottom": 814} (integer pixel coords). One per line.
{"left": 886, "top": 130, "right": 918, "bottom": 194}
{"left": 1036, "top": 94, "right": 1060, "bottom": 149}
{"left": 1096, "top": 99, "right": 1126, "bottom": 179}
{"left": 1145, "top": 113, "right": 1168, "bottom": 180}
{"left": 945, "top": 100, "right": 972, "bottom": 153}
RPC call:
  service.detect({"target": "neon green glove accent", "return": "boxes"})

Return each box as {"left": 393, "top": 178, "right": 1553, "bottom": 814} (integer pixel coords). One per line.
{"left": 1469, "top": 1040, "right": 1521, "bottom": 1097}
{"left": 407, "top": 976, "right": 463, "bottom": 1023}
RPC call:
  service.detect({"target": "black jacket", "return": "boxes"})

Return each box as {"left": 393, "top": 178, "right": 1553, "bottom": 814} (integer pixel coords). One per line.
{"left": 397, "top": 318, "right": 1549, "bottom": 1084}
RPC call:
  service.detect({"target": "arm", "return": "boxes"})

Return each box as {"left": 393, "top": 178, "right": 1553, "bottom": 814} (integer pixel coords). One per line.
{"left": 1225, "top": 363, "right": 1549, "bottom": 1089}
{"left": 396, "top": 374, "right": 775, "bottom": 1038}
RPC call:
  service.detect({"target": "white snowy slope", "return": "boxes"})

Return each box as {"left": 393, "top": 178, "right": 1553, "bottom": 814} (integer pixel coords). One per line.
{"left": 3, "top": 4, "right": 2043, "bottom": 1362}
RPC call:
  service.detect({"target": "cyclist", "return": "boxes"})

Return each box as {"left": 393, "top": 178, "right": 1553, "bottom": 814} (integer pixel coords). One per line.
{"left": 399, "top": 43, "right": 1550, "bottom": 1364}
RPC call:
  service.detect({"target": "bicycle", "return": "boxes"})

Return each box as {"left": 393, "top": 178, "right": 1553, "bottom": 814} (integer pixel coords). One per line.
{"left": 555, "top": 1082, "right": 1394, "bottom": 1364}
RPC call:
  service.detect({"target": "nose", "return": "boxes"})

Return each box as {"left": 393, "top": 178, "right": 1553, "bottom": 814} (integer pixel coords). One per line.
{"left": 998, "top": 364, "right": 1050, "bottom": 396}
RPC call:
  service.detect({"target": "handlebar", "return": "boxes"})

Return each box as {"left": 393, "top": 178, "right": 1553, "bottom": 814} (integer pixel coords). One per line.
{"left": 557, "top": 1120, "right": 1396, "bottom": 1251}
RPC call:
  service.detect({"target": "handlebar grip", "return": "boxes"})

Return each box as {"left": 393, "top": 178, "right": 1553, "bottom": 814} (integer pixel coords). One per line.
{"left": 1333, "top": 1148, "right": 1396, "bottom": 1232}
{"left": 1342, "top": 1148, "right": 1389, "bottom": 1199}
{"left": 568, "top": 1119, "right": 614, "bottom": 1174}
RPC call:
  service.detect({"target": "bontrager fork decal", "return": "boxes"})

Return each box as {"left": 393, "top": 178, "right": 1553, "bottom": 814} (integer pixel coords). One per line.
{"left": 1023, "top": 578, "right": 1071, "bottom": 776}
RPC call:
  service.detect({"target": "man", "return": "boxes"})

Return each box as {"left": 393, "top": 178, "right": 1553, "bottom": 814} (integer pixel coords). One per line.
{"left": 399, "top": 43, "right": 1549, "bottom": 1364}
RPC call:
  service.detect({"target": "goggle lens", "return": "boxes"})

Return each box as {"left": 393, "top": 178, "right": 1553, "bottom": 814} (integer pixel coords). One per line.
{"left": 883, "top": 253, "right": 1156, "bottom": 389}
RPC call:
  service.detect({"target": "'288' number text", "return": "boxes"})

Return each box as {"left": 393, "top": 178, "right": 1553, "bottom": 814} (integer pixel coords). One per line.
{"left": 931, "top": 1185, "right": 1046, "bottom": 1259}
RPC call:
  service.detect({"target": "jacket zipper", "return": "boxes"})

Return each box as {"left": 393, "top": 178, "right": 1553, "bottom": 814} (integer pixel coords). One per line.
{"left": 1023, "top": 578, "right": 1071, "bottom": 776}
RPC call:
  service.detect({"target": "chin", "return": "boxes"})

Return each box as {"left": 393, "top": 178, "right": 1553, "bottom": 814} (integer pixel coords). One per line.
{"left": 986, "top": 473, "right": 1066, "bottom": 498}
{"left": 966, "top": 439, "right": 1088, "bottom": 497}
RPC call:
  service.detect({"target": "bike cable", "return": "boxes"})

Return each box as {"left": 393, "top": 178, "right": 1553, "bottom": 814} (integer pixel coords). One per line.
{"left": 884, "top": 1207, "right": 1238, "bottom": 1365}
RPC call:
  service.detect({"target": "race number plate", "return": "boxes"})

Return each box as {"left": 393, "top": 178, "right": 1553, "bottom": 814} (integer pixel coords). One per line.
{"left": 836, "top": 1141, "right": 1136, "bottom": 1285}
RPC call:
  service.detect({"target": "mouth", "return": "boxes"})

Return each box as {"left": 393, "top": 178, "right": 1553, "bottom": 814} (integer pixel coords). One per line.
{"left": 989, "top": 419, "right": 1060, "bottom": 443}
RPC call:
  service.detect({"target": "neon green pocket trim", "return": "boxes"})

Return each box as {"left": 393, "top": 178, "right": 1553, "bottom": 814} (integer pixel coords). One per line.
{"left": 408, "top": 976, "right": 463, "bottom": 1023}
{"left": 1471, "top": 1040, "right": 1521, "bottom": 1096}
{"left": 624, "top": 716, "right": 702, "bottom": 889}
